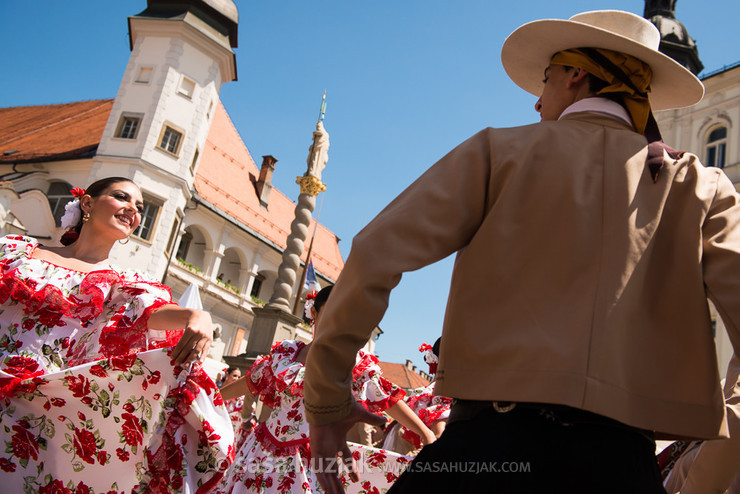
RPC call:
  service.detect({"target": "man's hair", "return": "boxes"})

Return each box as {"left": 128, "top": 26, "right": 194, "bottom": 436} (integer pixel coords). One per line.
{"left": 564, "top": 65, "right": 623, "bottom": 105}
{"left": 587, "top": 73, "right": 610, "bottom": 94}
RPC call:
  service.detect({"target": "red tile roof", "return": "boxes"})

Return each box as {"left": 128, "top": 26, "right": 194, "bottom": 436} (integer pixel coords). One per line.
{"left": 195, "top": 102, "right": 343, "bottom": 280}
{"left": 0, "top": 99, "right": 113, "bottom": 163}
{"left": 377, "top": 361, "right": 431, "bottom": 390}
{"left": 0, "top": 99, "right": 344, "bottom": 280}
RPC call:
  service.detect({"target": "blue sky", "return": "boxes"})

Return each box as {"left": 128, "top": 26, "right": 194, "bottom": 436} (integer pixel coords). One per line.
{"left": 2, "top": 1, "right": 739, "bottom": 370}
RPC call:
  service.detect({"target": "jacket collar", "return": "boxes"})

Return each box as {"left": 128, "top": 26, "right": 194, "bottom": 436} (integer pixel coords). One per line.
{"left": 559, "top": 97, "right": 633, "bottom": 128}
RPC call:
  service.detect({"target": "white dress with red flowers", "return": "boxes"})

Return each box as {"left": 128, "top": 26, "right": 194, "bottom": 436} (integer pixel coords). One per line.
{"left": 0, "top": 235, "right": 234, "bottom": 493}
{"left": 225, "top": 397, "right": 244, "bottom": 435}
{"left": 216, "top": 340, "right": 413, "bottom": 494}
{"left": 399, "top": 382, "right": 452, "bottom": 449}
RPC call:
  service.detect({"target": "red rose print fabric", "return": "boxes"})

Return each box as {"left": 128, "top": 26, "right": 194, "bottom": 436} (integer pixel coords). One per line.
{"left": 0, "top": 236, "right": 234, "bottom": 492}
{"left": 399, "top": 381, "right": 452, "bottom": 449}
{"left": 215, "top": 340, "right": 411, "bottom": 494}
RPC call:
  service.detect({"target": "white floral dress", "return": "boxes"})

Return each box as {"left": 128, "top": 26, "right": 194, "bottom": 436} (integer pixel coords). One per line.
{"left": 225, "top": 397, "right": 245, "bottom": 435}
{"left": 0, "top": 236, "right": 234, "bottom": 493}
{"left": 216, "top": 340, "right": 414, "bottom": 494}
{"left": 399, "top": 382, "right": 451, "bottom": 449}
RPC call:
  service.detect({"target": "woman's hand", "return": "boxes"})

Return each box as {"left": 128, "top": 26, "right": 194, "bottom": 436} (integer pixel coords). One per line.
{"left": 171, "top": 309, "right": 213, "bottom": 365}
{"left": 421, "top": 426, "right": 437, "bottom": 446}
{"left": 149, "top": 305, "right": 213, "bottom": 365}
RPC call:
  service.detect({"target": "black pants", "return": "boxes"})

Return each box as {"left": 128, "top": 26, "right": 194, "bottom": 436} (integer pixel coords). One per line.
{"left": 387, "top": 403, "right": 666, "bottom": 494}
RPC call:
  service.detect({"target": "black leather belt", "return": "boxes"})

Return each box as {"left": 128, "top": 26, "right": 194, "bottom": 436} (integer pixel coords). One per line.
{"left": 448, "top": 399, "right": 654, "bottom": 442}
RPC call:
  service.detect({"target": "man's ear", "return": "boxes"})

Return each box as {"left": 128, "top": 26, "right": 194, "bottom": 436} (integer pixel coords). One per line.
{"left": 567, "top": 68, "right": 590, "bottom": 89}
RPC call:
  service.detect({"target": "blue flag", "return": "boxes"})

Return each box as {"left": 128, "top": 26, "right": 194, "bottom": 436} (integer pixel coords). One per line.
{"left": 304, "top": 259, "right": 320, "bottom": 292}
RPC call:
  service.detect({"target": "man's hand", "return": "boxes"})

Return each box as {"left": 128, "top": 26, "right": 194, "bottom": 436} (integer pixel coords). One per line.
{"left": 310, "top": 402, "right": 387, "bottom": 494}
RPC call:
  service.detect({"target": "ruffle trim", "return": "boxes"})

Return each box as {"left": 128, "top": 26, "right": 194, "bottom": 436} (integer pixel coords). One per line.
{"left": 139, "top": 354, "right": 230, "bottom": 493}
{"left": 0, "top": 267, "right": 173, "bottom": 332}
{"left": 361, "top": 385, "right": 405, "bottom": 414}
{"left": 245, "top": 341, "right": 305, "bottom": 409}
{"left": 0, "top": 236, "right": 172, "bottom": 329}
{"left": 252, "top": 422, "right": 311, "bottom": 459}
{"left": 98, "top": 299, "right": 176, "bottom": 358}
{"left": 0, "top": 269, "right": 114, "bottom": 326}
{"left": 417, "top": 404, "right": 451, "bottom": 427}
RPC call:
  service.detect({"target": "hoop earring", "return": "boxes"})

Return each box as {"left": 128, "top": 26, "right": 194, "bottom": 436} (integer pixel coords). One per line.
{"left": 119, "top": 237, "right": 130, "bottom": 245}
{"left": 82, "top": 212, "right": 90, "bottom": 223}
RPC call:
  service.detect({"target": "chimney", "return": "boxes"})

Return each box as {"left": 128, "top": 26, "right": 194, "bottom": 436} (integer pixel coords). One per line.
{"left": 256, "top": 155, "right": 277, "bottom": 208}
{"left": 405, "top": 359, "right": 413, "bottom": 369}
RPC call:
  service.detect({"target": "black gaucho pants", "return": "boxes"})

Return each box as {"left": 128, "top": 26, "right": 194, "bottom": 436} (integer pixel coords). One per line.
{"left": 387, "top": 402, "right": 666, "bottom": 494}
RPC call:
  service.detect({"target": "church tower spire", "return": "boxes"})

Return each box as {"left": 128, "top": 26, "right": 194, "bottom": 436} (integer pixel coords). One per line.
{"left": 644, "top": 0, "right": 703, "bottom": 75}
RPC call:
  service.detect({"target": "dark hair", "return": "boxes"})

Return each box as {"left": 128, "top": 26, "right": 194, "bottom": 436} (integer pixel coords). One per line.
{"left": 432, "top": 337, "right": 441, "bottom": 358}
{"left": 313, "top": 285, "right": 333, "bottom": 313}
{"left": 226, "top": 366, "right": 241, "bottom": 374}
{"left": 60, "top": 177, "right": 137, "bottom": 246}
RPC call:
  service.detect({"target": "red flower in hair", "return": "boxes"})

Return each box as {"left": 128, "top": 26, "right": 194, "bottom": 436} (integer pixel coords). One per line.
{"left": 60, "top": 231, "right": 79, "bottom": 245}
{"left": 306, "top": 291, "right": 317, "bottom": 301}
{"left": 70, "top": 187, "right": 86, "bottom": 199}
{"left": 418, "top": 343, "right": 432, "bottom": 353}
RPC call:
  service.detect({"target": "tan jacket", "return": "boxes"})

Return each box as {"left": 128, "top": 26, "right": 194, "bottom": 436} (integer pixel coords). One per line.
{"left": 304, "top": 112, "right": 740, "bottom": 440}
{"left": 665, "top": 355, "right": 740, "bottom": 494}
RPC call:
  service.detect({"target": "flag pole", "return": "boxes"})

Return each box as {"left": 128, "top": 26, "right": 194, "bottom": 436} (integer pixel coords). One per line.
{"left": 292, "top": 193, "right": 324, "bottom": 316}
{"left": 292, "top": 92, "right": 328, "bottom": 317}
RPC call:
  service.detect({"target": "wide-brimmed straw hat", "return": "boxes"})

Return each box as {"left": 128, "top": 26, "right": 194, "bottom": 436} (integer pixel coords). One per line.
{"left": 501, "top": 10, "right": 704, "bottom": 111}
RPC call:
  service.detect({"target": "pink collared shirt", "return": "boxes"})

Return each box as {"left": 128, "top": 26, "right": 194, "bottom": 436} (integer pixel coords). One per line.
{"left": 560, "top": 97, "right": 633, "bottom": 127}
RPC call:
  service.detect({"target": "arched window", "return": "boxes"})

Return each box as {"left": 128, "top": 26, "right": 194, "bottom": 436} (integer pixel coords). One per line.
{"left": 706, "top": 127, "right": 727, "bottom": 168}
{"left": 47, "top": 182, "right": 73, "bottom": 226}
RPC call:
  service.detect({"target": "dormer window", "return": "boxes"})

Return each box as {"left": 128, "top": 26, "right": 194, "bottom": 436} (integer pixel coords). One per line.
{"left": 706, "top": 127, "right": 727, "bottom": 168}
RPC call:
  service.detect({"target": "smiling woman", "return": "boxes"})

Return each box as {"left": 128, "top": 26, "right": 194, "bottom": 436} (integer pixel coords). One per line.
{"left": 0, "top": 177, "right": 235, "bottom": 493}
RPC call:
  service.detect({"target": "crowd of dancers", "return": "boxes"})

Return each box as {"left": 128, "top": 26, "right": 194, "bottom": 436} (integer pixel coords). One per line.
{"left": 0, "top": 176, "right": 450, "bottom": 493}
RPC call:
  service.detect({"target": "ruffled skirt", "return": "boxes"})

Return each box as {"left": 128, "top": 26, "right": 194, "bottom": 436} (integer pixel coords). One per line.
{"left": 0, "top": 348, "right": 234, "bottom": 493}
{"left": 217, "top": 430, "right": 412, "bottom": 494}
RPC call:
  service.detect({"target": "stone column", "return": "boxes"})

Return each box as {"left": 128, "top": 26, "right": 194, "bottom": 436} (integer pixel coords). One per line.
{"left": 266, "top": 178, "right": 325, "bottom": 310}
{"left": 267, "top": 120, "right": 329, "bottom": 312}
{"left": 243, "top": 118, "right": 329, "bottom": 357}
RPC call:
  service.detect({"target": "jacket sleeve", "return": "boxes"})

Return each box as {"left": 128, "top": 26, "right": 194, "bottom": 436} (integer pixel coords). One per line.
{"left": 304, "top": 129, "right": 495, "bottom": 425}
{"left": 668, "top": 355, "right": 740, "bottom": 494}
{"left": 703, "top": 171, "right": 740, "bottom": 358}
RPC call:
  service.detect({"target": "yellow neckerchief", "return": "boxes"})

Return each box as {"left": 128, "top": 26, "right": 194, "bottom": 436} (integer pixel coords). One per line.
{"left": 550, "top": 48, "right": 653, "bottom": 135}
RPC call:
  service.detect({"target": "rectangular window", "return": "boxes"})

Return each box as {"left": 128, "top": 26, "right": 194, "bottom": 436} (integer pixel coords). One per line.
{"left": 135, "top": 66, "right": 153, "bottom": 83}
{"left": 178, "top": 76, "right": 196, "bottom": 99}
{"left": 132, "top": 198, "right": 161, "bottom": 241}
{"left": 166, "top": 211, "right": 183, "bottom": 259}
{"left": 115, "top": 115, "right": 141, "bottom": 140}
{"left": 158, "top": 125, "right": 183, "bottom": 155}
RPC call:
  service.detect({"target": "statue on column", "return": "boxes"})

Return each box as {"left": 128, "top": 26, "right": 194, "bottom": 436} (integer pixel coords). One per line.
{"left": 267, "top": 98, "right": 329, "bottom": 311}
